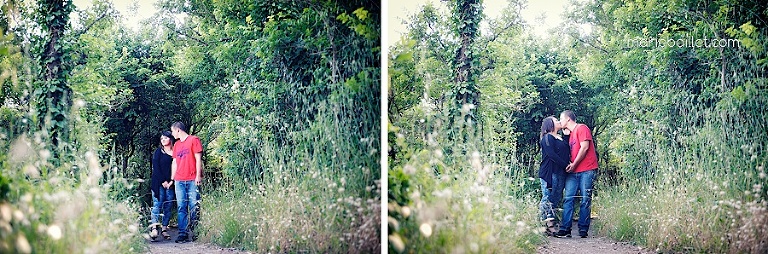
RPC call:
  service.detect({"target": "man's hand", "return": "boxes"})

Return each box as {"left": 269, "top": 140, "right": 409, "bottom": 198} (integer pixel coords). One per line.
{"left": 194, "top": 152, "right": 203, "bottom": 186}
{"left": 565, "top": 163, "right": 574, "bottom": 173}
{"left": 171, "top": 159, "right": 177, "bottom": 181}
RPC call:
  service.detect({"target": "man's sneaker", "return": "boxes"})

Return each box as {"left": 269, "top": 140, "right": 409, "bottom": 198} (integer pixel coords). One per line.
{"left": 175, "top": 235, "right": 189, "bottom": 243}
{"left": 579, "top": 231, "right": 588, "bottom": 238}
{"left": 553, "top": 230, "right": 571, "bottom": 238}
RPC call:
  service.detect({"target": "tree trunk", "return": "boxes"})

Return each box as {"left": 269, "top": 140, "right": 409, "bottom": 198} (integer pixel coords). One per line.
{"left": 453, "top": 0, "right": 482, "bottom": 102}
{"left": 451, "top": 0, "right": 483, "bottom": 145}
{"left": 37, "top": 0, "right": 74, "bottom": 159}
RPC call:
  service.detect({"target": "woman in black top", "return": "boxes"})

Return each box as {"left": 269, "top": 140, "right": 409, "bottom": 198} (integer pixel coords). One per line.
{"left": 150, "top": 131, "right": 175, "bottom": 240}
{"left": 538, "top": 116, "right": 570, "bottom": 235}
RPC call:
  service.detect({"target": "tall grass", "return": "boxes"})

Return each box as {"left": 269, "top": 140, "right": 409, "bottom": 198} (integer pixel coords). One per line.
{"left": 388, "top": 107, "right": 544, "bottom": 253}
{"left": 594, "top": 93, "right": 768, "bottom": 253}
{"left": 0, "top": 105, "right": 145, "bottom": 253}
{"left": 200, "top": 169, "right": 380, "bottom": 253}
{"left": 198, "top": 99, "right": 381, "bottom": 253}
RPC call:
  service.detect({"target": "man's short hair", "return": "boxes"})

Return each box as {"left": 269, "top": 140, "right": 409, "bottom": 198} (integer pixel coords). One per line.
{"left": 172, "top": 121, "right": 188, "bottom": 133}
{"left": 561, "top": 110, "right": 577, "bottom": 122}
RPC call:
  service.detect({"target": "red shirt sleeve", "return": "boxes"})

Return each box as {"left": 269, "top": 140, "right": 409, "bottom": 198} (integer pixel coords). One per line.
{"left": 576, "top": 124, "right": 593, "bottom": 143}
{"left": 192, "top": 136, "right": 203, "bottom": 154}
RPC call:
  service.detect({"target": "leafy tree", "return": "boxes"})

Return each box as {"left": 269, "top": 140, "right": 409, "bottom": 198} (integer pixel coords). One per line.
{"left": 153, "top": 0, "right": 380, "bottom": 186}
{"left": 449, "top": 0, "right": 483, "bottom": 145}
{"left": 32, "top": 0, "right": 75, "bottom": 161}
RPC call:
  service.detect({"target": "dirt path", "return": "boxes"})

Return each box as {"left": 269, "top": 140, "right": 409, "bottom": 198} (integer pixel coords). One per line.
{"left": 537, "top": 226, "right": 650, "bottom": 254}
{"left": 145, "top": 223, "right": 649, "bottom": 254}
{"left": 145, "top": 227, "right": 251, "bottom": 254}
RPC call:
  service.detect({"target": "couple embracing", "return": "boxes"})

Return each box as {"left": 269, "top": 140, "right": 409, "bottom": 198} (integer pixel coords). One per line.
{"left": 149, "top": 121, "right": 203, "bottom": 243}
{"left": 538, "top": 110, "right": 598, "bottom": 238}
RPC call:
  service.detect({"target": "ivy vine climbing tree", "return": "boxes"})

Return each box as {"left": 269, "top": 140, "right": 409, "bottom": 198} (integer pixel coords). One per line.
{"left": 449, "top": 0, "right": 483, "bottom": 148}
{"left": 33, "top": 0, "right": 75, "bottom": 161}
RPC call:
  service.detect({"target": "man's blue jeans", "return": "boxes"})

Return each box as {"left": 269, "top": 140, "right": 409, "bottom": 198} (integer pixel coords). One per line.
{"left": 560, "top": 169, "right": 596, "bottom": 234}
{"left": 175, "top": 180, "right": 199, "bottom": 237}
{"left": 151, "top": 188, "right": 175, "bottom": 227}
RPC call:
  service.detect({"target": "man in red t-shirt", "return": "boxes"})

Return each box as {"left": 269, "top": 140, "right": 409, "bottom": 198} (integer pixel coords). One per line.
{"left": 170, "top": 121, "right": 203, "bottom": 243}
{"left": 554, "top": 110, "right": 598, "bottom": 239}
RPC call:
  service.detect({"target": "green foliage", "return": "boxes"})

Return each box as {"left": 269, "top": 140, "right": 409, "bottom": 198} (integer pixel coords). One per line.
{"left": 0, "top": 171, "right": 9, "bottom": 200}
{"left": 1, "top": 3, "right": 146, "bottom": 244}
{"left": 450, "top": 0, "right": 483, "bottom": 88}
{"left": 387, "top": 125, "right": 544, "bottom": 253}
{"left": 200, "top": 164, "right": 380, "bottom": 253}
{"left": 393, "top": 0, "right": 768, "bottom": 252}
{"left": 389, "top": 0, "right": 593, "bottom": 177}
{"left": 0, "top": 131, "right": 146, "bottom": 253}
{"left": 0, "top": 22, "right": 22, "bottom": 105}
{"left": 561, "top": 0, "right": 768, "bottom": 252}
{"left": 3, "top": 0, "right": 382, "bottom": 253}
{"left": 140, "top": 0, "right": 382, "bottom": 252}
{"left": 338, "top": 7, "right": 378, "bottom": 41}
{"left": 157, "top": 1, "right": 380, "bottom": 188}
{"left": 388, "top": 39, "right": 422, "bottom": 117}
{"left": 31, "top": 0, "right": 77, "bottom": 159}
{"left": 388, "top": 1, "right": 548, "bottom": 252}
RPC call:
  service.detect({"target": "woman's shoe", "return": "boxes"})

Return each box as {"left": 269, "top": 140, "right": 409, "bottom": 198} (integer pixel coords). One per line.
{"left": 546, "top": 221, "right": 559, "bottom": 236}
{"left": 162, "top": 229, "right": 171, "bottom": 240}
{"left": 149, "top": 224, "right": 160, "bottom": 241}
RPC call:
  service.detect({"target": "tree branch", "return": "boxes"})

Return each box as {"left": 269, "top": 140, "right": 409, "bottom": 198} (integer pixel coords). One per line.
{"left": 485, "top": 20, "right": 519, "bottom": 44}
{"left": 174, "top": 27, "right": 209, "bottom": 46}
{"left": 74, "top": 11, "right": 110, "bottom": 37}
{"left": 569, "top": 32, "right": 610, "bottom": 54}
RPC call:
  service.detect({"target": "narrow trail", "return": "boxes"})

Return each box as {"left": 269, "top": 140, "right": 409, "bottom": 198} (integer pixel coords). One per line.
{"left": 537, "top": 225, "right": 650, "bottom": 254}
{"left": 146, "top": 227, "right": 250, "bottom": 254}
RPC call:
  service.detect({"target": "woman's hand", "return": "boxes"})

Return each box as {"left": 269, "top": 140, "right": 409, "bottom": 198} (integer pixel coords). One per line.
{"left": 565, "top": 163, "right": 574, "bottom": 173}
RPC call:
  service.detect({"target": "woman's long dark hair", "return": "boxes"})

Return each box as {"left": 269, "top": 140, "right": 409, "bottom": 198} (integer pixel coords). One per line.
{"left": 160, "top": 130, "right": 175, "bottom": 148}
{"left": 540, "top": 116, "right": 556, "bottom": 142}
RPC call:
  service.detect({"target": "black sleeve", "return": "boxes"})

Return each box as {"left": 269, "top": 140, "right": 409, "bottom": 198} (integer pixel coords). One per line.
{"left": 150, "top": 149, "right": 160, "bottom": 200}
{"left": 542, "top": 135, "right": 569, "bottom": 168}
{"left": 151, "top": 149, "right": 159, "bottom": 173}
{"left": 554, "top": 139, "right": 572, "bottom": 166}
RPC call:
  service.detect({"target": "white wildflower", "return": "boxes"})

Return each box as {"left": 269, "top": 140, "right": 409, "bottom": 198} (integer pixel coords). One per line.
{"left": 419, "top": 223, "right": 433, "bottom": 237}
{"left": 388, "top": 234, "right": 405, "bottom": 253}
{"left": 16, "top": 234, "right": 31, "bottom": 254}
{"left": 47, "top": 225, "right": 62, "bottom": 240}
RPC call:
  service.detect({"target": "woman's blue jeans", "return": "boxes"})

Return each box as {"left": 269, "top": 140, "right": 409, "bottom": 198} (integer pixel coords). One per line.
{"left": 540, "top": 173, "right": 564, "bottom": 222}
{"left": 151, "top": 188, "right": 175, "bottom": 227}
